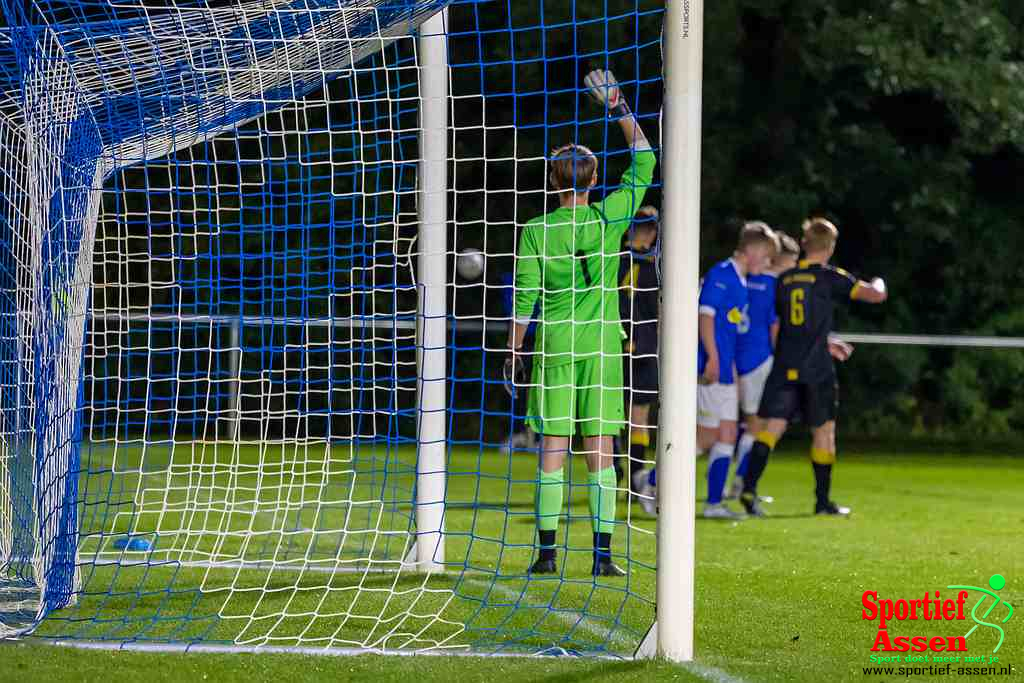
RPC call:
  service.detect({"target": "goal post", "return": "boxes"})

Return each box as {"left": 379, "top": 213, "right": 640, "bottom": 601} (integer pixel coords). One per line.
{"left": 656, "top": 0, "right": 702, "bottom": 663}
{"left": 414, "top": 7, "right": 448, "bottom": 573}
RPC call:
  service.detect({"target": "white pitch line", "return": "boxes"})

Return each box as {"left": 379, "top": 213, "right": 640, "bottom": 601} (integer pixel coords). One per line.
{"left": 680, "top": 661, "right": 752, "bottom": 683}
{"left": 41, "top": 640, "right": 531, "bottom": 659}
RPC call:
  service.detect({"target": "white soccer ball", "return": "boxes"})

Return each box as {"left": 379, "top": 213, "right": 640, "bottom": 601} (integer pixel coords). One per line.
{"left": 456, "top": 248, "right": 485, "bottom": 281}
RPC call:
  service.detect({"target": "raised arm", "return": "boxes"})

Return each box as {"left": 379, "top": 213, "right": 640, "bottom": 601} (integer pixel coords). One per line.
{"left": 583, "top": 70, "right": 657, "bottom": 231}
{"left": 616, "top": 111, "right": 650, "bottom": 152}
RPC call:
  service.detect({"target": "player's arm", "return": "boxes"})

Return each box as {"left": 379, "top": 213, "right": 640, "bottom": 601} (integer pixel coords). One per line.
{"left": 698, "top": 312, "right": 719, "bottom": 383}
{"left": 848, "top": 275, "right": 888, "bottom": 304}
{"left": 827, "top": 334, "right": 854, "bottom": 362}
{"left": 584, "top": 70, "right": 656, "bottom": 234}
{"left": 697, "top": 273, "right": 729, "bottom": 383}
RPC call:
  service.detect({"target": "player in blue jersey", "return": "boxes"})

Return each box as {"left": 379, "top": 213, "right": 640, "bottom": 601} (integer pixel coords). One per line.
{"left": 729, "top": 229, "right": 800, "bottom": 498}
{"left": 696, "top": 223, "right": 777, "bottom": 519}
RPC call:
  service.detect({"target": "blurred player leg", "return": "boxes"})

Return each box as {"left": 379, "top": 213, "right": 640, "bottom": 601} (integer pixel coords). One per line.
{"left": 739, "top": 420, "right": 786, "bottom": 517}
{"left": 628, "top": 399, "right": 657, "bottom": 516}
{"left": 810, "top": 423, "right": 846, "bottom": 515}
{"left": 632, "top": 463, "right": 657, "bottom": 516}
{"left": 629, "top": 403, "right": 652, "bottom": 483}
{"left": 806, "top": 376, "right": 847, "bottom": 516}
{"left": 625, "top": 355, "right": 657, "bottom": 507}
{"left": 731, "top": 356, "right": 772, "bottom": 498}
{"left": 809, "top": 380, "right": 849, "bottom": 516}
{"left": 739, "top": 366, "right": 797, "bottom": 516}
{"left": 698, "top": 383, "right": 744, "bottom": 519}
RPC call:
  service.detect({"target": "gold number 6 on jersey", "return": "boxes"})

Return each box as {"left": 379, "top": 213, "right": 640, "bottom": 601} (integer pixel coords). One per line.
{"left": 791, "top": 289, "right": 805, "bottom": 326}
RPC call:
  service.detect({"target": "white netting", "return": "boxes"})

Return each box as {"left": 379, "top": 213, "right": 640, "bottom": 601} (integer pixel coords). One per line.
{"left": 0, "top": 0, "right": 665, "bottom": 655}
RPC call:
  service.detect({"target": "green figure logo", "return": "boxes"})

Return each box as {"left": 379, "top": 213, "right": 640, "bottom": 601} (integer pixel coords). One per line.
{"left": 947, "top": 574, "right": 1014, "bottom": 653}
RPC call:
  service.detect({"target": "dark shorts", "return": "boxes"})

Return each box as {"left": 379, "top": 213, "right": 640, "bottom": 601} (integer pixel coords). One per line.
{"left": 757, "top": 370, "right": 838, "bottom": 428}
{"left": 625, "top": 356, "right": 659, "bottom": 406}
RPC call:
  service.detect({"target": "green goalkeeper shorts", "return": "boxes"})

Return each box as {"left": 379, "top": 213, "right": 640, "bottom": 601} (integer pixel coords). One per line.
{"left": 526, "top": 355, "right": 625, "bottom": 437}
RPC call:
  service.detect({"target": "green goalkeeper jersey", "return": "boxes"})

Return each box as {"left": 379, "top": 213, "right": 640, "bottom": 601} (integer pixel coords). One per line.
{"left": 514, "top": 147, "right": 657, "bottom": 368}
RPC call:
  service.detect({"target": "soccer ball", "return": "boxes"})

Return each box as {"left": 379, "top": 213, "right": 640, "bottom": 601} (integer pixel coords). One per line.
{"left": 456, "top": 248, "right": 485, "bottom": 281}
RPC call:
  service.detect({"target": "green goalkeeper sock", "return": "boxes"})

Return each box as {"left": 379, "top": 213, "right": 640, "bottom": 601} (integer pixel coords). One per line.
{"left": 535, "top": 468, "right": 564, "bottom": 533}
{"left": 588, "top": 466, "right": 618, "bottom": 535}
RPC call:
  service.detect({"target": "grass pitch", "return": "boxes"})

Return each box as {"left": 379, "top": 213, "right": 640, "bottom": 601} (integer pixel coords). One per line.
{"left": 3, "top": 441, "right": 1023, "bottom": 682}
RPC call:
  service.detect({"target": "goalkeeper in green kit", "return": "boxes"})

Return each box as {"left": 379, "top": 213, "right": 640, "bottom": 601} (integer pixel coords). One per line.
{"left": 506, "top": 70, "right": 656, "bottom": 577}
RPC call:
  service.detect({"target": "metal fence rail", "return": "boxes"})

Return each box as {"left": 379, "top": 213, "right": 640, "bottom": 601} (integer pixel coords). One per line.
{"left": 87, "top": 312, "right": 1024, "bottom": 349}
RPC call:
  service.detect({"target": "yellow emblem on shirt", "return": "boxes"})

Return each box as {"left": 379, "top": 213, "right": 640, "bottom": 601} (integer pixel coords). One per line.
{"left": 727, "top": 307, "right": 743, "bottom": 325}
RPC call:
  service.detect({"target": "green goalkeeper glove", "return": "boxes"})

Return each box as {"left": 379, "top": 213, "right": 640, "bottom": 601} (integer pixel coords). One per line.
{"left": 583, "top": 69, "right": 630, "bottom": 118}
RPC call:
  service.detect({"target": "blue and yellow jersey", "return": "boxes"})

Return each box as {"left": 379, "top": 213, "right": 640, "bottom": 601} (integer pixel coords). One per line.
{"left": 736, "top": 272, "right": 777, "bottom": 375}
{"left": 697, "top": 259, "right": 748, "bottom": 385}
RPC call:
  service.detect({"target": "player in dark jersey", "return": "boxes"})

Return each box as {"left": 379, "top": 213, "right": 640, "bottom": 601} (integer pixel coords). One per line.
{"left": 618, "top": 206, "right": 659, "bottom": 511}
{"left": 739, "top": 218, "right": 887, "bottom": 517}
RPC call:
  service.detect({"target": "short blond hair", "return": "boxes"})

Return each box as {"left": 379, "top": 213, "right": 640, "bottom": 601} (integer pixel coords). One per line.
{"left": 549, "top": 143, "right": 598, "bottom": 193}
{"left": 801, "top": 217, "right": 839, "bottom": 253}
{"left": 776, "top": 231, "right": 800, "bottom": 257}
{"left": 738, "top": 220, "right": 779, "bottom": 254}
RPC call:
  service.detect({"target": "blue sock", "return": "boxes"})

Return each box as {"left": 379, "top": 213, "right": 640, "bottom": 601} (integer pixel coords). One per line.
{"left": 736, "top": 432, "right": 755, "bottom": 478}
{"left": 648, "top": 467, "right": 656, "bottom": 487}
{"left": 706, "top": 442, "right": 732, "bottom": 505}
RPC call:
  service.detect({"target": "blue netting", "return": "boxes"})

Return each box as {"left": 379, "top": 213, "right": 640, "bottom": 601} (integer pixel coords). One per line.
{"left": 0, "top": 0, "right": 664, "bottom": 657}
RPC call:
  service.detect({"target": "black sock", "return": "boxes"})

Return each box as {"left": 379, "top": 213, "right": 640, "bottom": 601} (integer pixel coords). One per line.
{"left": 538, "top": 529, "right": 556, "bottom": 561}
{"left": 813, "top": 463, "right": 832, "bottom": 507}
{"left": 742, "top": 441, "right": 771, "bottom": 495}
{"left": 593, "top": 532, "right": 612, "bottom": 563}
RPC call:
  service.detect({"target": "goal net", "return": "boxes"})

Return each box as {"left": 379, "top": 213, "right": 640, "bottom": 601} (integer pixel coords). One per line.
{"left": 0, "top": 0, "right": 665, "bottom": 656}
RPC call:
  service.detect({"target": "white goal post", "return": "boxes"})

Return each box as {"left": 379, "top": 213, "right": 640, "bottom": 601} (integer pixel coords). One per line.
{"left": 655, "top": 0, "right": 700, "bottom": 662}
{"left": 414, "top": 7, "right": 448, "bottom": 574}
